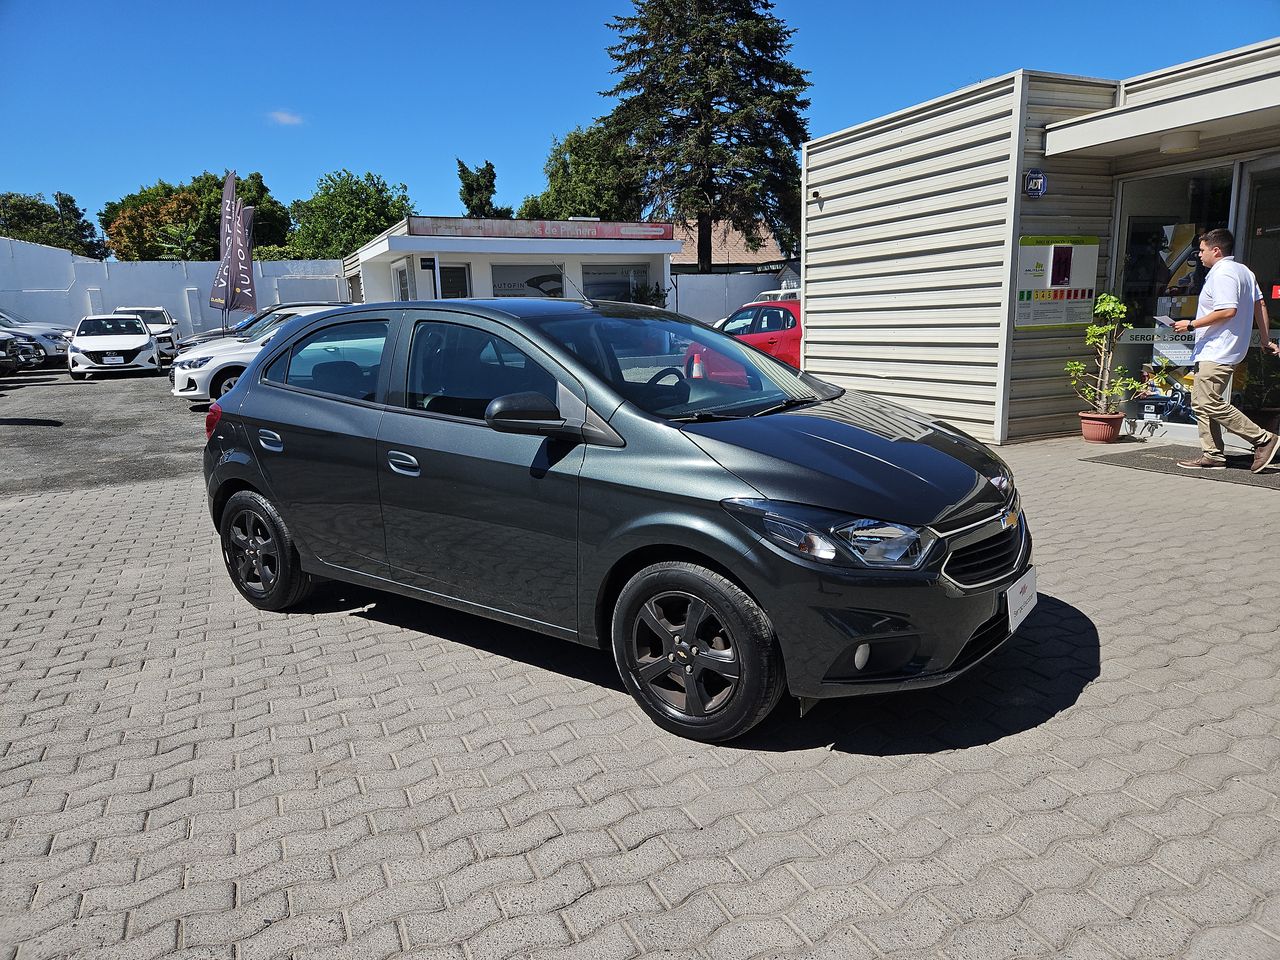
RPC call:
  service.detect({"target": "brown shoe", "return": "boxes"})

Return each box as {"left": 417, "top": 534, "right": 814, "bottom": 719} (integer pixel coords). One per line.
{"left": 1177, "top": 457, "right": 1226, "bottom": 470}
{"left": 1252, "top": 434, "right": 1280, "bottom": 473}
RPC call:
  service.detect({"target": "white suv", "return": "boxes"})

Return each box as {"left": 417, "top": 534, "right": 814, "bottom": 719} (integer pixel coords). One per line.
{"left": 113, "top": 306, "right": 180, "bottom": 360}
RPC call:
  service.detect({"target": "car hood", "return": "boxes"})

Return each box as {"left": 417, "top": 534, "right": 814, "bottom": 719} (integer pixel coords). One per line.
{"left": 74, "top": 335, "right": 152, "bottom": 351}
{"left": 183, "top": 337, "right": 262, "bottom": 360}
{"left": 682, "top": 392, "right": 1012, "bottom": 530}
{"left": 9, "top": 324, "right": 63, "bottom": 338}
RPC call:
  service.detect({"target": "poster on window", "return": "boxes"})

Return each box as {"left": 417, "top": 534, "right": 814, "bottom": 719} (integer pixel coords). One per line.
{"left": 583, "top": 264, "right": 651, "bottom": 302}
{"left": 492, "top": 265, "right": 564, "bottom": 298}
{"left": 1014, "top": 236, "right": 1100, "bottom": 327}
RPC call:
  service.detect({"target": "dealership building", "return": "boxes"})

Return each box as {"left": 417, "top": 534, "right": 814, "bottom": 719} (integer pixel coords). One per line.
{"left": 802, "top": 37, "right": 1280, "bottom": 444}
{"left": 344, "top": 216, "right": 679, "bottom": 308}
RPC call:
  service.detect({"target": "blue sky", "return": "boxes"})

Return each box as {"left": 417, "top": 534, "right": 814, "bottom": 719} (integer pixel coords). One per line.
{"left": 2, "top": 0, "right": 1277, "bottom": 229}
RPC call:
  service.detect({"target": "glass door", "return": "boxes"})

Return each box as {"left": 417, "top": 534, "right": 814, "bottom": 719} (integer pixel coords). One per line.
{"left": 1234, "top": 156, "right": 1280, "bottom": 426}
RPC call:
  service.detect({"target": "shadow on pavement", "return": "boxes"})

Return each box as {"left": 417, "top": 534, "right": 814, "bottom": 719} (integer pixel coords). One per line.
{"left": 307, "top": 582, "right": 1096, "bottom": 751}
{"left": 0, "top": 418, "right": 63, "bottom": 427}
{"left": 737, "top": 594, "right": 1100, "bottom": 755}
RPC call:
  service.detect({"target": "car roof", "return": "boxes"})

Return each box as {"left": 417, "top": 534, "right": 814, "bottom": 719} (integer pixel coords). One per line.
{"left": 82, "top": 313, "right": 141, "bottom": 321}
{"left": 114, "top": 305, "right": 165, "bottom": 309}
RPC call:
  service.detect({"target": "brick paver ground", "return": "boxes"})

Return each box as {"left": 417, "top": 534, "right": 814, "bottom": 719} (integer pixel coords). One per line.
{"left": 2, "top": 373, "right": 1278, "bottom": 959}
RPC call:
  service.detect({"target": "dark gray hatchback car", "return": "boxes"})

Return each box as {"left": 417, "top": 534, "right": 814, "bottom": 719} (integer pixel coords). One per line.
{"left": 204, "top": 299, "right": 1035, "bottom": 741}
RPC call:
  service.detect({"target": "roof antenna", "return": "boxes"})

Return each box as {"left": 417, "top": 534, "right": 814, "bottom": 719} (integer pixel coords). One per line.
{"left": 554, "top": 262, "right": 595, "bottom": 308}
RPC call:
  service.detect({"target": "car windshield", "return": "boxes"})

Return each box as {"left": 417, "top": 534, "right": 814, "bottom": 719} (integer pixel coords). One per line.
{"left": 530, "top": 305, "right": 840, "bottom": 420}
{"left": 115, "top": 309, "right": 167, "bottom": 326}
{"left": 243, "top": 312, "right": 299, "bottom": 342}
{"left": 79, "top": 317, "right": 146, "bottom": 337}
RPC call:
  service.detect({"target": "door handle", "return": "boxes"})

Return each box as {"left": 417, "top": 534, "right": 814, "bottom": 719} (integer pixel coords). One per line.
{"left": 386, "top": 450, "right": 420, "bottom": 477}
{"left": 258, "top": 429, "right": 284, "bottom": 452}
{"left": 766, "top": 338, "right": 779, "bottom": 345}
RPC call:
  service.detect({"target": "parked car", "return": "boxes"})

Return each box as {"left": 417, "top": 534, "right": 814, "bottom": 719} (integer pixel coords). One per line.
{"left": 0, "top": 324, "right": 49, "bottom": 367}
{"left": 204, "top": 300, "right": 1034, "bottom": 742}
{"left": 176, "top": 301, "right": 352, "bottom": 351}
{"left": 0, "top": 315, "right": 68, "bottom": 363}
{"left": 171, "top": 304, "right": 340, "bottom": 400}
{"left": 0, "top": 331, "right": 42, "bottom": 373}
{"left": 113, "top": 306, "right": 180, "bottom": 360}
{"left": 67, "top": 314, "right": 162, "bottom": 379}
{"left": 711, "top": 300, "right": 802, "bottom": 368}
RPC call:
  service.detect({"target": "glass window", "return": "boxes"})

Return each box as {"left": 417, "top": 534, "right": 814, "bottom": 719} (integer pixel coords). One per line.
{"left": 404, "top": 321, "right": 558, "bottom": 419}
{"left": 279, "top": 320, "right": 388, "bottom": 401}
{"left": 722, "top": 308, "right": 756, "bottom": 336}
{"left": 492, "top": 265, "right": 564, "bottom": 298}
{"left": 529, "top": 305, "right": 840, "bottom": 421}
{"left": 1115, "top": 167, "right": 1233, "bottom": 429}
{"left": 756, "top": 307, "right": 791, "bottom": 333}
{"left": 440, "top": 265, "right": 470, "bottom": 299}
{"left": 78, "top": 317, "right": 146, "bottom": 337}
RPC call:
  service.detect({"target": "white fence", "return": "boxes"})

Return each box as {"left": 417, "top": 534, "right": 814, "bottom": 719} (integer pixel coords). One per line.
{"left": 666, "top": 273, "right": 781, "bottom": 324}
{"left": 0, "top": 238, "right": 344, "bottom": 338}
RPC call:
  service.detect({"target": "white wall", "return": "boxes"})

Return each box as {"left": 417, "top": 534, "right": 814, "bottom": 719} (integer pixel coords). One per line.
{"left": 669, "top": 273, "right": 779, "bottom": 324}
{"left": 0, "top": 238, "right": 344, "bottom": 337}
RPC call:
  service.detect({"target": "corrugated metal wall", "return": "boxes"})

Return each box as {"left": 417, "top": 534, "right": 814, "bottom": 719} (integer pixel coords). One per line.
{"left": 1003, "top": 75, "right": 1119, "bottom": 441}
{"left": 802, "top": 76, "right": 1021, "bottom": 440}
{"left": 1118, "top": 39, "right": 1280, "bottom": 108}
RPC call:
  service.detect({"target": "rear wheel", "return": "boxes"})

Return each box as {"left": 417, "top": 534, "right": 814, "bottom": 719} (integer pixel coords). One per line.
{"left": 612, "top": 562, "right": 785, "bottom": 742}
{"left": 210, "top": 367, "right": 243, "bottom": 397}
{"left": 219, "top": 490, "right": 315, "bottom": 611}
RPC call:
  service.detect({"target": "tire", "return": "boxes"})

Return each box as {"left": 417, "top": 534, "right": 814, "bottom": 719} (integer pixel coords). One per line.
{"left": 210, "top": 367, "right": 243, "bottom": 398}
{"left": 611, "top": 561, "right": 785, "bottom": 742}
{"left": 68, "top": 369, "right": 85, "bottom": 381}
{"left": 219, "top": 490, "right": 316, "bottom": 611}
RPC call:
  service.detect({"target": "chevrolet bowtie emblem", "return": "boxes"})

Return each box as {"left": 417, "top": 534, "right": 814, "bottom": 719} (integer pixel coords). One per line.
{"left": 1000, "top": 510, "right": 1019, "bottom": 531}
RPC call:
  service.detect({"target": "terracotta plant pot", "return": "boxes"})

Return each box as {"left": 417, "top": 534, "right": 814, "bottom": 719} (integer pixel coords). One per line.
{"left": 1078, "top": 411, "right": 1125, "bottom": 443}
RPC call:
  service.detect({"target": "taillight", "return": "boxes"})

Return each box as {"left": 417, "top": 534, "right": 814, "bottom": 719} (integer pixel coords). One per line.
{"left": 205, "top": 402, "right": 222, "bottom": 440}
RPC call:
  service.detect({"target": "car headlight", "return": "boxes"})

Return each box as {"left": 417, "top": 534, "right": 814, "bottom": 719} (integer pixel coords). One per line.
{"left": 68, "top": 343, "right": 84, "bottom": 354}
{"left": 39, "top": 334, "right": 65, "bottom": 343}
{"left": 176, "top": 355, "right": 213, "bottom": 369}
{"left": 832, "top": 519, "right": 934, "bottom": 568}
{"left": 723, "top": 498, "right": 937, "bottom": 569}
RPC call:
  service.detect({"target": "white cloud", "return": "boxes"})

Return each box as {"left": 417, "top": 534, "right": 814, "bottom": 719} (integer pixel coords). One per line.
{"left": 268, "top": 110, "right": 304, "bottom": 126}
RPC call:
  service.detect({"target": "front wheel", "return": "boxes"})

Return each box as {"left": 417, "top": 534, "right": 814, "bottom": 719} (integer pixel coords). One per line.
{"left": 219, "top": 490, "right": 316, "bottom": 611}
{"left": 611, "top": 562, "right": 785, "bottom": 742}
{"left": 210, "top": 367, "right": 243, "bottom": 397}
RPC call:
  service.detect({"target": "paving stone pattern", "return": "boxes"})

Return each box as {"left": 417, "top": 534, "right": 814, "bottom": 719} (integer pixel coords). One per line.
{"left": 1, "top": 433, "right": 1279, "bottom": 959}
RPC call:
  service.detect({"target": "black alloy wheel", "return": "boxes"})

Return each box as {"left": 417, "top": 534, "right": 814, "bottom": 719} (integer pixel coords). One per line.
{"left": 612, "top": 562, "right": 784, "bottom": 742}
{"left": 219, "top": 490, "right": 315, "bottom": 610}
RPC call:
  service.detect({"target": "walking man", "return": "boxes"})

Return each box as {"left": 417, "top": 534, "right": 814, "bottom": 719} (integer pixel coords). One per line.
{"left": 1174, "top": 228, "right": 1280, "bottom": 473}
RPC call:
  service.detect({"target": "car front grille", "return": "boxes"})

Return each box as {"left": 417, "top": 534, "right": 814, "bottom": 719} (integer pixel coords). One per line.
{"left": 943, "top": 520, "right": 1025, "bottom": 587}
{"left": 85, "top": 348, "right": 142, "bottom": 364}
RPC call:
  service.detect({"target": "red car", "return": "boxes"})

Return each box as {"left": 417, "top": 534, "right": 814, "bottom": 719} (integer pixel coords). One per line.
{"left": 717, "top": 299, "right": 802, "bottom": 368}
{"left": 684, "top": 299, "right": 802, "bottom": 386}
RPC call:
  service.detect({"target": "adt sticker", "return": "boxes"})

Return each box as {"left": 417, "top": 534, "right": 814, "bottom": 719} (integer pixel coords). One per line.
{"left": 1024, "top": 169, "right": 1048, "bottom": 198}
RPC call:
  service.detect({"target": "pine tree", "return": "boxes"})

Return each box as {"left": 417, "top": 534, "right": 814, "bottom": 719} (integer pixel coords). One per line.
{"left": 456, "top": 160, "right": 513, "bottom": 219}
{"left": 604, "top": 0, "right": 809, "bottom": 271}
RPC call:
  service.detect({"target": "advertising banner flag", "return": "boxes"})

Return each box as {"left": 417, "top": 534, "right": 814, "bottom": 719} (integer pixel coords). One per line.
{"left": 218, "top": 170, "right": 236, "bottom": 259}
{"left": 227, "top": 203, "right": 257, "bottom": 313}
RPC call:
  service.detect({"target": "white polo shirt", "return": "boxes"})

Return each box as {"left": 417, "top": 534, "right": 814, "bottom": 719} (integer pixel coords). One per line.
{"left": 1194, "top": 256, "right": 1263, "bottom": 365}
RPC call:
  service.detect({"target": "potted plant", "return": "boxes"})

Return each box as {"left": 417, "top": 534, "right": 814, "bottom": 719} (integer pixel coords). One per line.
{"left": 1065, "top": 293, "right": 1141, "bottom": 443}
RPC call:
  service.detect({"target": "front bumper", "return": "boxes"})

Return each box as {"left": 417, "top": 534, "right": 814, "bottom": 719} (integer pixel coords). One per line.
{"left": 69, "top": 349, "right": 160, "bottom": 372}
{"left": 740, "top": 518, "right": 1034, "bottom": 700}
{"left": 170, "top": 363, "right": 214, "bottom": 400}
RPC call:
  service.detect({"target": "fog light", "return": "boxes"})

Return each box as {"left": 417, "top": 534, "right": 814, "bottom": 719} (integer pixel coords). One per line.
{"left": 853, "top": 643, "right": 870, "bottom": 670}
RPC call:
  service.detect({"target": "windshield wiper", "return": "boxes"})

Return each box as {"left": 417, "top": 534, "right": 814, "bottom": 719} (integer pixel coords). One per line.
{"left": 751, "top": 395, "right": 821, "bottom": 417}
{"left": 670, "top": 410, "right": 747, "bottom": 423}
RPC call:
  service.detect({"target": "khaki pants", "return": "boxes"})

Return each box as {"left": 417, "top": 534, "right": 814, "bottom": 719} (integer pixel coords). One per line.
{"left": 1192, "top": 360, "right": 1272, "bottom": 461}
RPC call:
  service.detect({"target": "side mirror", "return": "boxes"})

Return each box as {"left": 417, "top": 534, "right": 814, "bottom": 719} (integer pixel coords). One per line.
{"left": 63, "top": 330, "right": 74, "bottom": 338}
{"left": 485, "top": 391, "right": 581, "bottom": 439}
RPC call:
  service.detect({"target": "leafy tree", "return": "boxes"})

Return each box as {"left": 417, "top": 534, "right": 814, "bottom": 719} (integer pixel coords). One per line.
{"left": 253, "top": 243, "right": 293, "bottom": 262}
{"left": 108, "top": 191, "right": 201, "bottom": 261}
{"left": 456, "top": 160, "right": 513, "bottom": 219}
{"left": 0, "top": 191, "right": 106, "bottom": 258}
{"left": 287, "top": 170, "right": 415, "bottom": 260}
{"left": 100, "top": 171, "right": 289, "bottom": 260}
{"left": 517, "top": 124, "right": 645, "bottom": 221}
{"left": 603, "top": 0, "right": 810, "bottom": 271}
